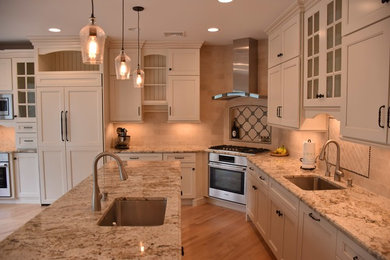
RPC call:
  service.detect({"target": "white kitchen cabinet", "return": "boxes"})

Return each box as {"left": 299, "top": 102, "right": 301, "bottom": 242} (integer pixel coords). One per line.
{"left": 303, "top": 0, "right": 343, "bottom": 108}
{"left": 246, "top": 162, "right": 270, "bottom": 238}
{"left": 336, "top": 231, "right": 376, "bottom": 260}
{"left": 0, "top": 58, "right": 12, "bottom": 91}
{"left": 13, "top": 58, "right": 36, "bottom": 121}
{"left": 109, "top": 76, "right": 142, "bottom": 122}
{"left": 15, "top": 122, "right": 37, "bottom": 149}
{"left": 341, "top": 18, "right": 390, "bottom": 145}
{"left": 268, "top": 57, "right": 300, "bottom": 129}
{"left": 167, "top": 49, "right": 200, "bottom": 75}
{"left": 268, "top": 14, "right": 300, "bottom": 68}
{"left": 343, "top": 0, "right": 390, "bottom": 36}
{"left": 143, "top": 51, "right": 168, "bottom": 106}
{"left": 268, "top": 179, "right": 299, "bottom": 260}
{"left": 167, "top": 76, "right": 200, "bottom": 121}
{"left": 297, "top": 202, "right": 337, "bottom": 260}
{"left": 116, "top": 153, "right": 163, "bottom": 161}
{"left": 163, "top": 153, "right": 196, "bottom": 199}
{"left": 13, "top": 152, "right": 40, "bottom": 202}
{"left": 37, "top": 83, "right": 103, "bottom": 204}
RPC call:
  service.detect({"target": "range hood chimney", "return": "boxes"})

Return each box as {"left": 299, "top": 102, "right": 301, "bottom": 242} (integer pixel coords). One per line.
{"left": 212, "top": 38, "right": 263, "bottom": 100}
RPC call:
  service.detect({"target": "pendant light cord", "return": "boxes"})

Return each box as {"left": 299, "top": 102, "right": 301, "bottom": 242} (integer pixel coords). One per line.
{"left": 137, "top": 9, "right": 140, "bottom": 69}
{"left": 121, "top": 0, "right": 124, "bottom": 51}
{"left": 90, "top": 0, "right": 95, "bottom": 19}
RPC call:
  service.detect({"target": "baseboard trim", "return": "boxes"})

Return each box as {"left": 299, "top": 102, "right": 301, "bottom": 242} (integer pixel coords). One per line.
{"left": 206, "top": 197, "right": 246, "bottom": 212}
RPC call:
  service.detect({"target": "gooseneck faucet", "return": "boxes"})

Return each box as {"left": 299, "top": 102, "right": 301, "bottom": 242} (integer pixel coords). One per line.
{"left": 319, "top": 139, "right": 344, "bottom": 182}
{"left": 92, "top": 152, "right": 128, "bottom": 211}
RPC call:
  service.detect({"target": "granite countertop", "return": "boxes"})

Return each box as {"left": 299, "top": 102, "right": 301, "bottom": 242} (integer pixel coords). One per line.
{"left": 248, "top": 153, "right": 390, "bottom": 260}
{"left": 0, "top": 160, "right": 182, "bottom": 259}
{"left": 111, "top": 145, "right": 208, "bottom": 153}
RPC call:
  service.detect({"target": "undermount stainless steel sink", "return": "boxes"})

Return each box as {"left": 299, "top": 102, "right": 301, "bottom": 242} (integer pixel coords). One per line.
{"left": 98, "top": 197, "right": 167, "bottom": 226}
{"left": 284, "top": 175, "right": 345, "bottom": 191}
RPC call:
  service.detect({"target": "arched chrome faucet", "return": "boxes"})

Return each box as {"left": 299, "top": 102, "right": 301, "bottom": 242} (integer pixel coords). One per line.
{"left": 92, "top": 152, "right": 128, "bottom": 211}
{"left": 319, "top": 139, "right": 344, "bottom": 182}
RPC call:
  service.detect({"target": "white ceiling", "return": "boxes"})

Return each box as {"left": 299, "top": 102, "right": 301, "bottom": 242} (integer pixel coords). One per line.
{"left": 0, "top": 0, "right": 295, "bottom": 46}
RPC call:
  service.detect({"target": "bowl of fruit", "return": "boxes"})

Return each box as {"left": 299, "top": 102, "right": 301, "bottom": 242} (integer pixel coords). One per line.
{"left": 271, "top": 145, "right": 289, "bottom": 157}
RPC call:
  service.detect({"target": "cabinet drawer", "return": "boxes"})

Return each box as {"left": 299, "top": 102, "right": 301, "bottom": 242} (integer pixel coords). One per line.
{"left": 116, "top": 153, "right": 163, "bottom": 161}
{"left": 269, "top": 179, "right": 299, "bottom": 215}
{"left": 163, "top": 153, "right": 195, "bottom": 163}
{"left": 16, "top": 122, "right": 36, "bottom": 133}
{"left": 15, "top": 133, "right": 37, "bottom": 149}
{"left": 247, "top": 162, "right": 269, "bottom": 188}
{"left": 336, "top": 232, "right": 376, "bottom": 260}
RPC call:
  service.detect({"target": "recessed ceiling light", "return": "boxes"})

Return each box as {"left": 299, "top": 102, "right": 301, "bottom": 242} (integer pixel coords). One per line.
{"left": 218, "top": 0, "right": 233, "bottom": 3}
{"left": 208, "top": 28, "right": 220, "bottom": 32}
{"left": 48, "top": 28, "right": 61, "bottom": 33}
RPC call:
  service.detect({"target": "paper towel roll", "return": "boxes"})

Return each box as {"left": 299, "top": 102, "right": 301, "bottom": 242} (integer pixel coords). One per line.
{"left": 302, "top": 139, "right": 316, "bottom": 163}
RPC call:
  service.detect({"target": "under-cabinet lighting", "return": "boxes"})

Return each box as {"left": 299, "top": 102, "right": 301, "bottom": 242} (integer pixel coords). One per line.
{"left": 208, "top": 27, "right": 220, "bottom": 32}
{"left": 218, "top": 0, "right": 233, "bottom": 3}
{"left": 48, "top": 28, "right": 61, "bottom": 33}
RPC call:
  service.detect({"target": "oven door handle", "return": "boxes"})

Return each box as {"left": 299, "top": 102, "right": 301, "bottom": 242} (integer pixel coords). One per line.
{"left": 208, "top": 162, "right": 246, "bottom": 172}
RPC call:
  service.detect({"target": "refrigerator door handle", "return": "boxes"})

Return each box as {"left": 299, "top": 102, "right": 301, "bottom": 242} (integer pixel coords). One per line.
{"left": 65, "top": 111, "right": 69, "bottom": 141}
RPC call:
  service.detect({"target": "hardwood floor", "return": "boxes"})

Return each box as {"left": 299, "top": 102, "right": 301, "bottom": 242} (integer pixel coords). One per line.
{"left": 0, "top": 204, "right": 44, "bottom": 241}
{"left": 182, "top": 203, "right": 275, "bottom": 260}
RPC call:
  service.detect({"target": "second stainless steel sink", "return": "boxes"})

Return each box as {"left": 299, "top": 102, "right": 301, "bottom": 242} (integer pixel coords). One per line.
{"left": 284, "top": 175, "right": 345, "bottom": 191}
{"left": 98, "top": 197, "right": 167, "bottom": 226}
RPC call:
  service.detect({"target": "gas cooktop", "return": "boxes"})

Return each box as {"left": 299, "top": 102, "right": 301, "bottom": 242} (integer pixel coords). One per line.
{"left": 209, "top": 145, "right": 269, "bottom": 155}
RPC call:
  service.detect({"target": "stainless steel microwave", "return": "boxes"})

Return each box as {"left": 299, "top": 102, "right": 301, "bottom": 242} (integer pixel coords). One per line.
{"left": 0, "top": 94, "right": 14, "bottom": 120}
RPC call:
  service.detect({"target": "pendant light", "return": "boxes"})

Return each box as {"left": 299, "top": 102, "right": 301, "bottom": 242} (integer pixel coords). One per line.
{"left": 80, "top": 0, "right": 106, "bottom": 64}
{"left": 114, "top": 0, "right": 131, "bottom": 79}
{"left": 132, "top": 6, "right": 145, "bottom": 88}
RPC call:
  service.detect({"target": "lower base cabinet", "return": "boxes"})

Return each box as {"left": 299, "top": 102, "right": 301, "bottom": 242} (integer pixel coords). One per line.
{"left": 13, "top": 153, "right": 40, "bottom": 202}
{"left": 268, "top": 180, "right": 299, "bottom": 260}
{"left": 115, "top": 152, "right": 196, "bottom": 199}
{"left": 297, "top": 202, "right": 337, "bottom": 260}
{"left": 246, "top": 163, "right": 377, "bottom": 260}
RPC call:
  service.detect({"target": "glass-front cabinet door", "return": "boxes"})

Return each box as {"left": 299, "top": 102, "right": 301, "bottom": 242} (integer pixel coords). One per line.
{"left": 304, "top": 0, "right": 342, "bottom": 108}
{"left": 13, "top": 58, "right": 36, "bottom": 121}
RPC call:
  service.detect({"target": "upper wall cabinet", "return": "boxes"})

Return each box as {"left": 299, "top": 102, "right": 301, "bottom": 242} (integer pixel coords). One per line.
{"left": 108, "top": 48, "right": 142, "bottom": 122}
{"left": 0, "top": 58, "right": 12, "bottom": 91}
{"left": 167, "top": 49, "right": 200, "bottom": 75}
{"left": 268, "top": 14, "right": 300, "bottom": 68}
{"left": 343, "top": 0, "right": 390, "bottom": 36}
{"left": 341, "top": 18, "right": 390, "bottom": 145}
{"left": 303, "top": 0, "right": 343, "bottom": 109}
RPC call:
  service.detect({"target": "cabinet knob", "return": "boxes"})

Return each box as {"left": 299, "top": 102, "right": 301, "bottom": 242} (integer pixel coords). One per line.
{"left": 316, "top": 94, "right": 324, "bottom": 98}
{"left": 192, "top": 168, "right": 195, "bottom": 171}
{"left": 169, "top": 68, "right": 172, "bottom": 71}
{"left": 277, "top": 53, "right": 283, "bottom": 57}
{"left": 259, "top": 176, "right": 266, "bottom": 181}
{"left": 382, "top": 0, "right": 389, "bottom": 3}
{"left": 252, "top": 185, "right": 258, "bottom": 190}
{"left": 353, "top": 256, "right": 359, "bottom": 260}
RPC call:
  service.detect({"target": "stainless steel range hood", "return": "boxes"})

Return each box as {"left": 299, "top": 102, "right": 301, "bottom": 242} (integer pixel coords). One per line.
{"left": 212, "top": 38, "right": 263, "bottom": 100}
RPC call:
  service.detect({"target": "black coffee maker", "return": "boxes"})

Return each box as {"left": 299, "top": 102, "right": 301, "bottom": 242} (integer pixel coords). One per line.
{"left": 115, "top": 127, "right": 130, "bottom": 149}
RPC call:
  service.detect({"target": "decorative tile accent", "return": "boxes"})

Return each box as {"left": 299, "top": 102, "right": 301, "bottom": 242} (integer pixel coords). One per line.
{"left": 229, "top": 105, "right": 271, "bottom": 143}
{"left": 327, "top": 118, "right": 370, "bottom": 177}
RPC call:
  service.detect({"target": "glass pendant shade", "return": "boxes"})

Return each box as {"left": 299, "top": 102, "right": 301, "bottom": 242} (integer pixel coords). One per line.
{"left": 133, "top": 68, "right": 145, "bottom": 88}
{"left": 80, "top": 18, "right": 106, "bottom": 64}
{"left": 115, "top": 50, "right": 131, "bottom": 80}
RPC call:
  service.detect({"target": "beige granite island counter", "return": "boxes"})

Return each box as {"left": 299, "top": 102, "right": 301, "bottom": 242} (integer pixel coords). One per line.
{"left": 248, "top": 153, "right": 390, "bottom": 260}
{"left": 0, "top": 160, "right": 182, "bottom": 259}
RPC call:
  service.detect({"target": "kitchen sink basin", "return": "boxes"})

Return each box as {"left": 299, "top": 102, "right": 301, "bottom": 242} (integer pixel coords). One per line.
{"left": 98, "top": 197, "right": 167, "bottom": 226}
{"left": 284, "top": 175, "right": 345, "bottom": 191}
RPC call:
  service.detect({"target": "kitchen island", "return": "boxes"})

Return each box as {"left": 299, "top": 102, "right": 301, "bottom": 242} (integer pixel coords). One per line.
{"left": 0, "top": 160, "right": 182, "bottom": 259}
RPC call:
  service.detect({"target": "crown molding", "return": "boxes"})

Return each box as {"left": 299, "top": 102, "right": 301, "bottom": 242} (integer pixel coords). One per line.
{"left": 265, "top": 0, "right": 304, "bottom": 34}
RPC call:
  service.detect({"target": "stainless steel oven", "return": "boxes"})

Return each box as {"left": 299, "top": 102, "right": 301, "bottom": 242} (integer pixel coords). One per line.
{"left": 0, "top": 153, "right": 11, "bottom": 197}
{"left": 208, "top": 152, "right": 247, "bottom": 204}
{"left": 0, "top": 94, "right": 14, "bottom": 120}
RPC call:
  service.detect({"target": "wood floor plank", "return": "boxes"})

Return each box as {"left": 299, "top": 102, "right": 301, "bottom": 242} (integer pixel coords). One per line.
{"left": 182, "top": 203, "right": 275, "bottom": 260}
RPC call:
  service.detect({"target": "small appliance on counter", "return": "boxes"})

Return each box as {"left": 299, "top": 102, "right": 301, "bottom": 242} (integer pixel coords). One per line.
{"left": 115, "top": 127, "right": 130, "bottom": 150}
{"left": 300, "top": 139, "right": 316, "bottom": 170}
